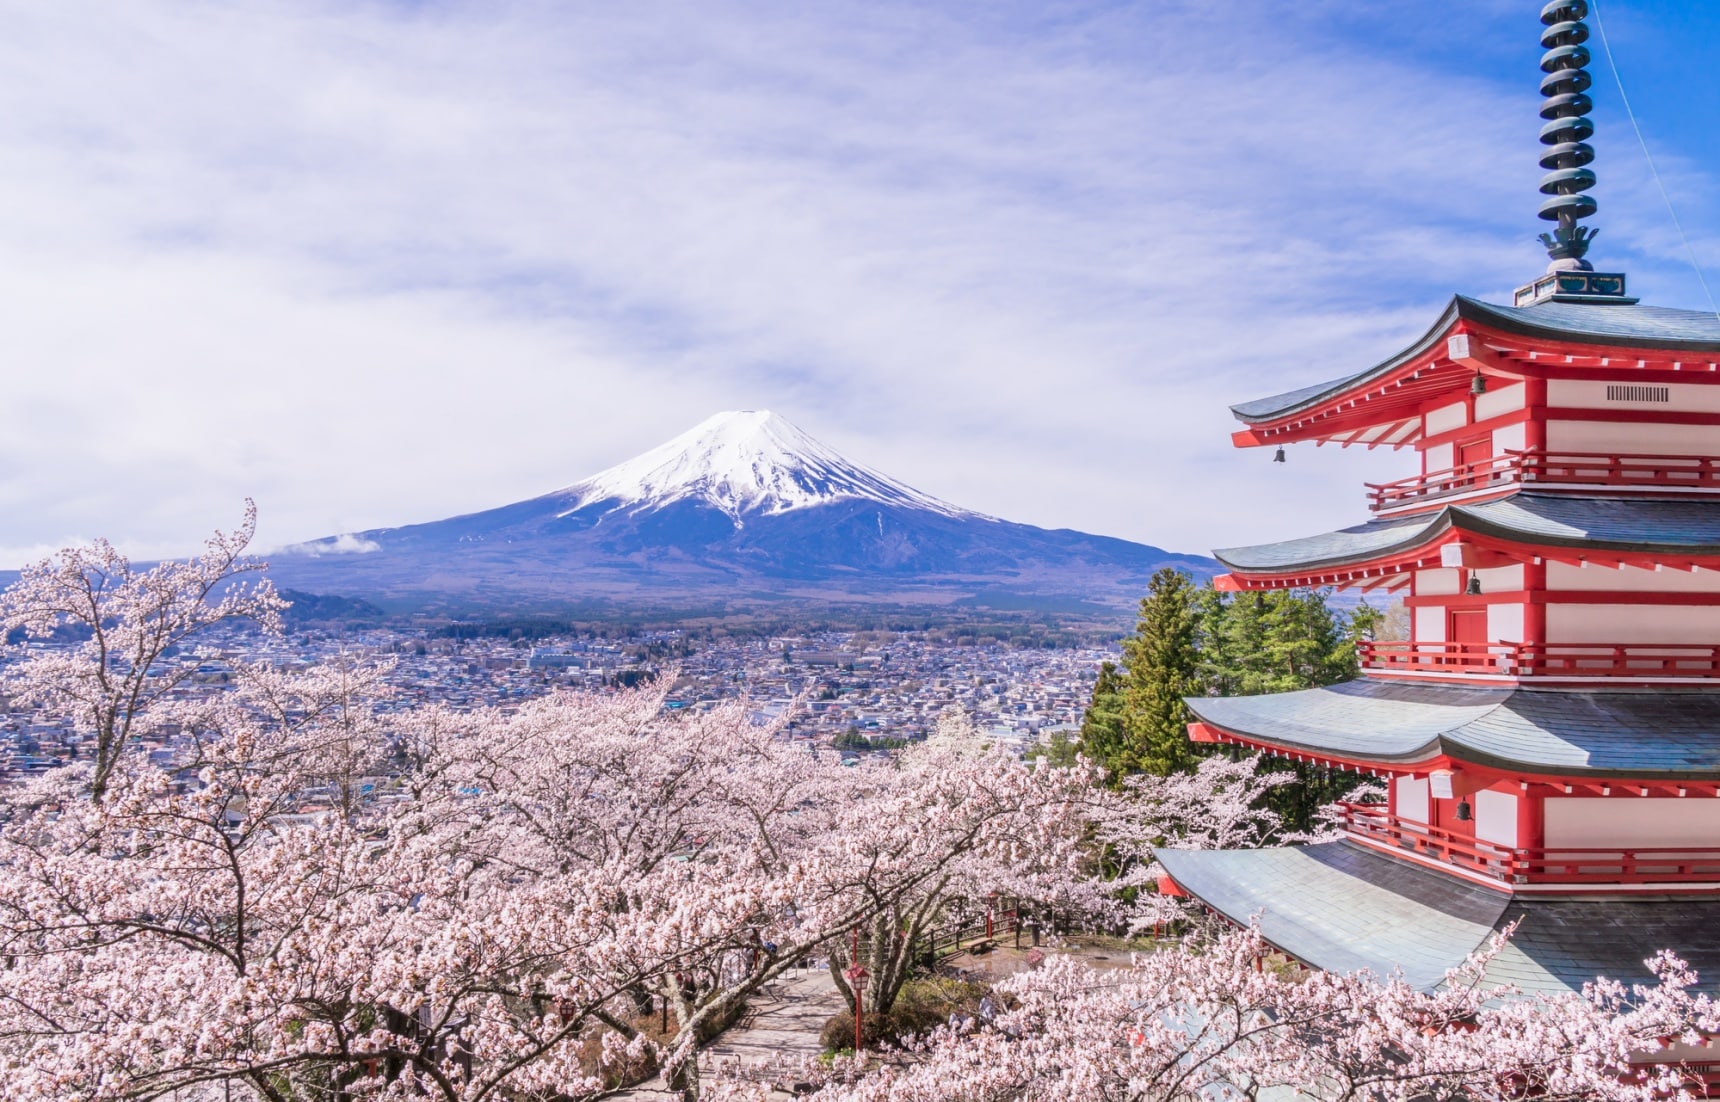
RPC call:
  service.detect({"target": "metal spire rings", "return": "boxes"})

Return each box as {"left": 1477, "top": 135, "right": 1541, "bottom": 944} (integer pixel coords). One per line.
{"left": 1537, "top": 0, "right": 1598, "bottom": 269}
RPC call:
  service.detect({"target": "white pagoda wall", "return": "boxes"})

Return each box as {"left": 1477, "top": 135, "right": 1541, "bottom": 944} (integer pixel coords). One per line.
{"left": 1547, "top": 562, "right": 1720, "bottom": 593}
{"left": 1544, "top": 798, "right": 1720, "bottom": 849}
{"left": 1474, "top": 382, "right": 1527, "bottom": 422}
{"left": 1544, "top": 604, "right": 1720, "bottom": 644}
{"left": 1474, "top": 789, "right": 1518, "bottom": 848}
{"left": 1544, "top": 380, "right": 1720, "bottom": 456}
{"left": 1417, "top": 385, "right": 1527, "bottom": 476}
{"left": 1488, "top": 603, "right": 1525, "bottom": 643}
{"left": 1545, "top": 420, "right": 1720, "bottom": 455}
{"left": 1394, "top": 776, "right": 1429, "bottom": 824}
{"left": 1548, "top": 379, "right": 1720, "bottom": 413}
{"left": 1414, "top": 378, "right": 1720, "bottom": 470}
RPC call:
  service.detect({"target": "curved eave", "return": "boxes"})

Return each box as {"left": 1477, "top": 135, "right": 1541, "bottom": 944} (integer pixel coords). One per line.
{"left": 1213, "top": 493, "right": 1720, "bottom": 583}
{"left": 1155, "top": 843, "right": 1720, "bottom": 997}
{"left": 1229, "top": 298, "right": 1463, "bottom": 426}
{"left": 1189, "top": 707, "right": 1447, "bottom": 770}
{"left": 1231, "top": 296, "right": 1720, "bottom": 434}
{"left": 1212, "top": 510, "right": 1452, "bottom": 578}
{"left": 1185, "top": 680, "right": 1720, "bottom": 782}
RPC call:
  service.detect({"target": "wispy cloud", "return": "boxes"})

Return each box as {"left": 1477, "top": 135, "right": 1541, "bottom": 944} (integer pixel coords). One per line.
{"left": 0, "top": 0, "right": 1713, "bottom": 565}
{"left": 282, "top": 533, "right": 383, "bottom": 557}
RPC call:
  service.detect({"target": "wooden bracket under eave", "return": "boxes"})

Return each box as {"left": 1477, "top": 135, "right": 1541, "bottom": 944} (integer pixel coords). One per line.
{"left": 1447, "top": 332, "right": 1522, "bottom": 379}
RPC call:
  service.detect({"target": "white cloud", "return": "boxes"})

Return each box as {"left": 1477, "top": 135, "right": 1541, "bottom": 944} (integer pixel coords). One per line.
{"left": 281, "top": 533, "right": 383, "bottom": 557}
{"left": 0, "top": 0, "right": 1712, "bottom": 567}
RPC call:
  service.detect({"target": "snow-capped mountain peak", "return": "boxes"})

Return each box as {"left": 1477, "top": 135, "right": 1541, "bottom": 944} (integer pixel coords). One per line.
{"left": 556, "top": 411, "right": 978, "bottom": 522}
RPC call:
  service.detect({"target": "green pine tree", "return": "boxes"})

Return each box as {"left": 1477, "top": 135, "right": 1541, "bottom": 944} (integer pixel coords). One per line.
{"left": 1082, "top": 574, "right": 1379, "bottom": 827}
{"left": 1080, "top": 567, "right": 1205, "bottom": 782}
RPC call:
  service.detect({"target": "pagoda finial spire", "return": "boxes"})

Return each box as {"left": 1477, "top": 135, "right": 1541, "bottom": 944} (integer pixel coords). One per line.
{"left": 1536, "top": 1, "right": 1599, "bottom": 272}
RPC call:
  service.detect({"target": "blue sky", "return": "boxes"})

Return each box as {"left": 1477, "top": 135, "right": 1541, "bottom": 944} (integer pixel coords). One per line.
{"left": 0, "top": 0, "right": 1715, "bottom": 565}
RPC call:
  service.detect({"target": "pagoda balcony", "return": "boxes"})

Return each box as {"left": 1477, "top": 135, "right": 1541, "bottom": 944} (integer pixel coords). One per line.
{"left": 1341, "top": 803, "right": 1720, "bottom": 888}
{"left": 1359, "top": 640, "right": 1720, "bottom": 681}
{"left": 1366, "top": 449, "right": 1720, "bottom": 514}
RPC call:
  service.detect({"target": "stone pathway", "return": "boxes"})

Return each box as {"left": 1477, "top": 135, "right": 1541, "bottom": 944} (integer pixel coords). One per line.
{"left": 611, "top": 964, "right": 847, "bottom": 1099}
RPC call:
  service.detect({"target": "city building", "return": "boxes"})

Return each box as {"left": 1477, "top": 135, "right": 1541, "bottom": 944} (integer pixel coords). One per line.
{"left": 1156, "top": 0, "right": 1720, "bottom": 1037}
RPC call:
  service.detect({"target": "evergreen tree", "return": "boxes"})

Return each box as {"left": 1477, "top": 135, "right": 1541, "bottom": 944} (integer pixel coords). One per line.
{"left": 1078, "top": 660, "right": 1128, "bottom": 770}
{"left": 1082, "top": 575, "right": 1376, "bottom": 828}
{"left": 1080, "top": 568, "right": 1205, "bottom": 782}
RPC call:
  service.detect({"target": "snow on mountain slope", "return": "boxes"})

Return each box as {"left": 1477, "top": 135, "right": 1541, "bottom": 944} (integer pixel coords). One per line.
{"left": 554, "top": 410, "right": 981, "bottom": 523}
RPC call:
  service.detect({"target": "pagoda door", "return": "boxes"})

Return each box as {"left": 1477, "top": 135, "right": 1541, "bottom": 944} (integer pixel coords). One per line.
{"left": 1457, "top": 436, "right": 1492, "bottom": 487}
{"left": 1449, "top": 608, "right": 1488, "bottom": 669}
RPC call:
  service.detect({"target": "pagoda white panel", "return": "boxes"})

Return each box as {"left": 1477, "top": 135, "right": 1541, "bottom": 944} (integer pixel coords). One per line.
{"left": 1416, "top": 568, "right": 1461, "bottom": 595}
{"left": 1414, "top": 606, "right": 1446, "bottom": 642}
{"left": 1475, "top": 382, "right": 1526, "bottom": 421}
{"left": 1546, "top": 419, "right": 1720, "bottom": 456}
{"left": 1475, "top": 564, "right": 1524, "bottom": 591}
{"left": 1487, "top": 602, "right": 1524, "bottom": 643}
{"left": 1548, "top": 379, "right": 1720, "bottom": 413}
{"left": 1491, "top": 421, "right": 1526, "bottom": 455}
{"left": 1424, "top": 441, "right": 1454, "bottom": 470}
{"left": 1547, "top": 562, "right": 1720, "bottom": 593}
{"left": 1425, "top": 402, "right": 1468, "bottom": 437}
{"left": 1395, "top": 776, "right": 1429, "bottom": 824}
{"left": 1546, "top": 603, "right": 1720, "bottom": 644}
{"left": 1544, "top": 798, "right": 1720, "bottom": 850}
{"left": 1474, "top": 790, "right": 1518, "bottom": 848}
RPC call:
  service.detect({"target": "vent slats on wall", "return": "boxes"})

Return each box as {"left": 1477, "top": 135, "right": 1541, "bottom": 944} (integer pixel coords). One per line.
{"left": 1605, "top": 385, "right": 1671, "bottom": 403}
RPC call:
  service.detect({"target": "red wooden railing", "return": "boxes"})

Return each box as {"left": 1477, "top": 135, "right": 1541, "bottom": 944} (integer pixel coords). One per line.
{"left": 1366, "top": 449, "right": 1720, "bottom": 512}
{"left": 1359, "top": 640, "right": 1720, "bottom": 679}
{"left": 1341, "top": 804, "right": 1720, "bottom": 886}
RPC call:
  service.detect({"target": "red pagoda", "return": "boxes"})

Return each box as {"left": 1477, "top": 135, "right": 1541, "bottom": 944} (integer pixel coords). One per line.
{"left": 1156, "top": 0, "right": 1720, "bottom": 1010}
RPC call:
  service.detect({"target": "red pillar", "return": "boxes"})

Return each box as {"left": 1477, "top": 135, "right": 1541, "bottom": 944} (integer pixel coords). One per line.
{"left": 1517, "top": 789, "right": 1545, "bottom": 853}
{"left": 1523, "top": 378, "right": 1548, "bottom": 454}
{"left": 1524, "top": 559, "right": 1547, "bottom": 652}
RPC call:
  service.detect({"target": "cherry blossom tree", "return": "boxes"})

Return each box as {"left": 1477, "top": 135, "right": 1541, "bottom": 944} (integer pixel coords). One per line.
{"left": 413, "top": 691, "right": 1103, "bottom": 1092}
{"left": 13, "top": 521, "right": 1705, "bottom": 1102}
{"left": 0, "top": 661, "right": 652, "bottom": 1102}
{"left": 0, "top": 501, "right": 285, "bottom": 800}
{"left": 710, "top": 925, "right": 1720, "bottom": 1102}
{"left": 0, "top": 618, "right": 1101, "bottom": 1102}
{"left": 791, "top": 708, "right": 1109, "bottom": 1024}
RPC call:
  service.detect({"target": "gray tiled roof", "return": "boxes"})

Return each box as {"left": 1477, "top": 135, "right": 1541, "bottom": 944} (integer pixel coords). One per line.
{"left": 1213, "top": 492, "right": 1720, "bottom": 573}
{"left": 1232, "top": 296, "right": 1720, "bottom": 425}
{"left": 1467, "top": 297, "right": 1720, "bottom": 347}
{"left": 1155, "top": 842, "right": 1720, "bottom": 996}
{"left": 1186, "top": 679, "right": 1720, "bottom": 777}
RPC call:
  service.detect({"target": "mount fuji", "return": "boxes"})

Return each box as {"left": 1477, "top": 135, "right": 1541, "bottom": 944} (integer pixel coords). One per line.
{"left": 268, "top": 411, "right": 1212, "bottom": 616}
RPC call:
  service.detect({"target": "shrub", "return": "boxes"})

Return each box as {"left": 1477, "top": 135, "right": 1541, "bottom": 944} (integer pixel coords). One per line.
{"left": 819, "top": 977, "right": 996, "bottom": 1052}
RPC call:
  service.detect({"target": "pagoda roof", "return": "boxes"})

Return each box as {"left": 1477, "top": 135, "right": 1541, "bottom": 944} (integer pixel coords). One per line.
{"left": 1232, "top": 296, "right": 1720, "bottom": 427}
{"left": 1155, "top": 841, "right": 1720, "bottom": 996}
{"left": 1185, "top": 679, "right": 1720, "bottom": 779}
{"left": 1214, "top": 492, "right": 1720, "bottom": 576}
